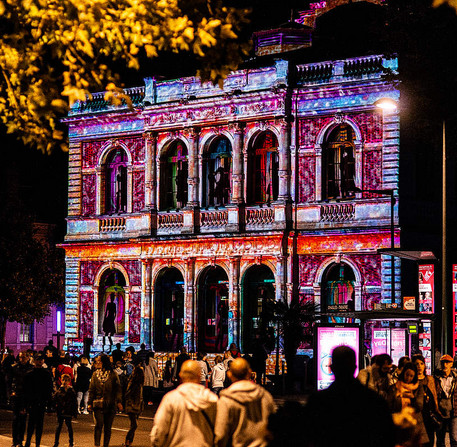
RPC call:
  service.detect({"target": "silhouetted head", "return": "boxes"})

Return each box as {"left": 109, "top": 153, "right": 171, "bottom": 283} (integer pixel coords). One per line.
{"left": 228, "top": 357, "right": 252, "bottom": 383}
{"left": 330, "top": 346, "right": 356, "bottom": 380}
{"left": 179, "top": 360, "right": 201, "bottom": 383}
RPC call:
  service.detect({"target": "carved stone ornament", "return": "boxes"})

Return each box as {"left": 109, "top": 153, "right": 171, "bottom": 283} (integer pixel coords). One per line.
{"left": 333, "top": 113, "right": 347, "bottom": 124}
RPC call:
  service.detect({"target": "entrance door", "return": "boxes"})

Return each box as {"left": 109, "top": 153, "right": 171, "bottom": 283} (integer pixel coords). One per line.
{"left": 198, "top": 266, "right": 229, "bottom": 353}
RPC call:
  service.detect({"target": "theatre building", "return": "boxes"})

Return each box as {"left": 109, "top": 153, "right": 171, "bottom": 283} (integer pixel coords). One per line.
{"left": 62, "top": 6, "right": 433, "bottom": 372}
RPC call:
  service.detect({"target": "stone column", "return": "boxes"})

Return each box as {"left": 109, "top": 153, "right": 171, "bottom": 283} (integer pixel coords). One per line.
{"left": 277, "top": 119, "right": 292, "bottom": 202}
{"left": 184, "top": 258, "right": 196, "bottom": 351}
{"left": 141, "top": 259, "right": 153, "bottom": 348}
{"left": 231, "top": 122, "right": 244, "bottom": 204}
{"left": 144, "top": 132, "right": 157, "bottom": 210}
{"left": 229, "top": 257, "right": 241, "bottom": 348}
{"left": 188, "top": 128, "right": 200, "bottom": 207}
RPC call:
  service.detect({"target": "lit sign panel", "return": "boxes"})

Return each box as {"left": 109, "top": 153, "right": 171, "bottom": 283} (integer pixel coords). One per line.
{"left": 316, "top": 326, "right": 359, "bottom": 390}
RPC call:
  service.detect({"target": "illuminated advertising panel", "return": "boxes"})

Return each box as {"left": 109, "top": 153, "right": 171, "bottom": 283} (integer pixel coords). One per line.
{"left": 372, "top": 329, "right": 389, "bottom": 357}
{"left": 316, "top": 326, "right": 359, "bottom": 390}
{"left": 453, "top": 265, "right": 457, "bottom": 357}
{"left": 419, "top": 264, "right": 434, "bottom": 314}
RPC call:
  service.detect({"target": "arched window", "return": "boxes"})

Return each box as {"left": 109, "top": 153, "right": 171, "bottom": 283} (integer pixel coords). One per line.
{"left": 159, "top": 140, "right": 188, "bottom": 211}
{"left": 98, "top": 269, "right": 126, "bottom": 335}
{"left": 322, "top": 263, "right": 355, "bottom": 312}
{"left": 104, "top": 148, "right": 128, "bottom": 214}
{"left": 323, "top": 125, "right": 356, "bottom": 200}
{"left": 202, "top": 137, "right": 232, "bottom": 208}
{"left": 247, "top": 131, "right": 279, "bottom": 205}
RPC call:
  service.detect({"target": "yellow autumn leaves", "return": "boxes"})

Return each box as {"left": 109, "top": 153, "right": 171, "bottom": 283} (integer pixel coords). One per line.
{"left": 0, "top": 0, "right": 250, "bottom": 153}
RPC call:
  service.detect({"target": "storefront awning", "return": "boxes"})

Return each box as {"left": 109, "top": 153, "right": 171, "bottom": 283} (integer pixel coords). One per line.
{"left": 377, "top": 249, "right": 437, "bottom": 261}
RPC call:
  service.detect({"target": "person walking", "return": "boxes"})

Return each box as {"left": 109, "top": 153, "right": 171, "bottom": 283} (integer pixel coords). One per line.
{"left": 434, "top": 354, "right": 457, "bottom": 447}
{"left": 211, "top": 355, "right": 226, "bottom": 395}
{"left": 162, "top": 359, "right": 174, "bottom": 390}
{"left": 357, "top": 353, "right": 394, "bottom": 399}
{"left": 413, "top": 353, "right": 441, "bottom": 447}
{"left": 214, "top": 357, "right": 276, "bottom": 447}
{"left": 172, "top": 347, "right": 190, "bottom": 384}
{"left": 53, "top": 374, "right": 78, "bottom": 447}
{"left": 75, "top": 356, "right": 92, "bottom": 414}
{"left": 88, "top": 354, "right": 123, "bottom": 447}
{"left": 24, "top": 354, "right": 54, "bottom": 447}
{"left": 304, "top": 346, "right": 395, "bottom": 447}
{"left": 123, "top": 361, "right": 145, "bottom": 447}
{"left": 150, "top": 360, "right": 218, "bottom": 447}
{"left": 143, "top": 352, "right": 159, "bottom": 404}
{"left": 10, "top": 351, "right": 33, "bottom": 447}
{"left": 386, "top": 362, "right": 428, "bottom": 446}
{"left": 197, "top": 352, "right": 210, "bottom": 387}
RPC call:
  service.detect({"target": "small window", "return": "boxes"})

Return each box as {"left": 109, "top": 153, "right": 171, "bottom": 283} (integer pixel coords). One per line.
{"left": 20, "top": 324, "right": 32, "bottom": 343}
{"left": 323, "top": 125, "right": 356, "bottom": 200}
{"left": 104, "top": 148, "right": 128, "bottom": 214}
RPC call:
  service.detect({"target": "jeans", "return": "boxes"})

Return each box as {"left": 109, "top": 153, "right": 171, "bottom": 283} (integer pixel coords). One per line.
{"left": 54, "top": 416, "right": 73, "bottom": 447}
{"left": 25, "top": 405, "right": 46, "bottom": 447}
{"left": 12, "top": 406, "right": 27, "bottom": 446}
{"left": 125, "top": 413, "right": 138, "bottom": 444}
{"left": 93, "top": 409, "right": 116, "bottom": 447}
{"left": 436, "top": 416, "right": 457, "bottom": 447}
{"left": 77, "top": 391, "right": 89, "bottom": 412}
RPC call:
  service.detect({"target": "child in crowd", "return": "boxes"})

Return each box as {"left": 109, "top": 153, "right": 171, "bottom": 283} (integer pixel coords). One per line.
{"left": 53, "top": 374, "right": 78, "bottom": 447}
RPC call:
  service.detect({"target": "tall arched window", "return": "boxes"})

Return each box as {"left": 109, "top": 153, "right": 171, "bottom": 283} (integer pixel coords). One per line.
{"left": 159, "top": 140, "right": 188, "bottom": 211}
{"left": 323, "top": 125, "right": 356, "bottom": 200}
{"left": 322, "top": 263, "right": 355, "bottom": 312}
{"left": 98, "top": 269, "right": 126, "bottom": 335}
{"left": 104, "top": 148, "right": 128, "bottom": 214}
{"left": 247, "top": 131, "right": 279, "bottom": 205}
{"left": 202, "top": 137, "right": 232, "bottom": 208}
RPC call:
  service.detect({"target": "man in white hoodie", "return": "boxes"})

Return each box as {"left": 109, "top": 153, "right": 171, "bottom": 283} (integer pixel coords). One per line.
{"left": 214, "top": 357, "right": 275, "bottom": 447}
{"left": 150, "top": 360, "right": 217, "bottom": 447}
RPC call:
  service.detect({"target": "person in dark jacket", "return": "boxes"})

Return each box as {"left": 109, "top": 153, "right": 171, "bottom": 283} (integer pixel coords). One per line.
{"left": 124, "top": 361, "right": 145, "bottom": 446}
{"left": 24, "top": 354, "right": 54, "bottom": 447}
{"left": 88, "top": 354, "right": 123, "bottom": 447}
{"left": 75, "top": 356, "right": 92, "bottom": 414}
{"left": 10, "top": 351, "right": 33, "bottom": 447}
{"left": 53, "top": 374, "right": 78, "bottom": 447}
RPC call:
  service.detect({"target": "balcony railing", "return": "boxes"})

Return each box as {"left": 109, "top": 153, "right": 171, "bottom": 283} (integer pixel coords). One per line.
{"left": 320, "top": 203, "right": 355, "bottom": 222}
{"left": 158, "top": 212, "right": 183, "bottom": 229}
{"left": 99, "top": 217, "right": 126, "bottom": 232}
{"left": 245, "top": 207, "right": 275, "bottom": 225}
{"left": 201, "top": 210, "right": 228, "bottom": 228}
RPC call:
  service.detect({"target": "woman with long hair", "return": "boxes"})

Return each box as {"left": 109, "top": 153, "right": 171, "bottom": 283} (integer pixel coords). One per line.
{"left": 123, "top": 360, "right": 144, "bottom": 447}
{"left": 387, "top": 362, "right": 428, "bottom": 446}
{"left": 88, "top": 354, "right": 123, "bottom": 447}
{"left": 413, "top": 354, "right": 441, "bottom": 447}
{"left": 143, "top": 352, "right": 158, "bottom": 405}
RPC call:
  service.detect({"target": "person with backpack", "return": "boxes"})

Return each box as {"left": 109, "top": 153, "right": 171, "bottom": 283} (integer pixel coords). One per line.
{"left": 123, "top": 361, "right": 145, "bottom": 446}
{"left": 75, "top": 356, "right": 92, "bottom": 414}
{"left": 53, "top": 374, "right": 78, "bottom": 447}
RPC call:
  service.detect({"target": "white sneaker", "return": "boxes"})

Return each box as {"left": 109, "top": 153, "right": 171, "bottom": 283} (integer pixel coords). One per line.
{"left": 83, "top": 410, "right": 89, "bottom": 414}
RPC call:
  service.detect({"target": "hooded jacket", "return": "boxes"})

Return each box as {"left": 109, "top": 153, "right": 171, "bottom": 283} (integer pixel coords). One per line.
{"left": 214, "top": 380, "right": 275, "bottom": 447}
{"left": 150, "top": 382, "right": 218, "bottom": 447}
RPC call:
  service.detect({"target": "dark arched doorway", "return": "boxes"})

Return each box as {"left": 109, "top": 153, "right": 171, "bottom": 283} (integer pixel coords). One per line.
{"left": 154, "top": 267, "right": 184, "bottom": 352}
{"left": 98, "top": 269, "right": 126, "bottom": 336}
{"left": 322, "top": 263, "right": 356, "bottom": 313}
{"left": 242, "top": 265, "right": 276, "bottom": 352}
{"left": 198, "top": 266, "right": 229, "bottom": 353}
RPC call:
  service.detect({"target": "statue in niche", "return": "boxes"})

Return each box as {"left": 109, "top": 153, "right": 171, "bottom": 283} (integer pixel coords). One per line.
{"left": 215, "top": 298, "right": 228, "bottom": 352}
{"left": 102, "top": 293, "right": 117, "bottom": 353}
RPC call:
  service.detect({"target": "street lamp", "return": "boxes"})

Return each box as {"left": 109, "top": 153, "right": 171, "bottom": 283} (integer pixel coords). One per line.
{"left": 354, "top": 187, "right": 396, "bottom": 304}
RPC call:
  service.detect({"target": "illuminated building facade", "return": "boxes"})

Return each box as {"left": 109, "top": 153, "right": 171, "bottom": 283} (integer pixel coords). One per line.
{"left": 62, "top": 23, "right": 402, "bottom": 360}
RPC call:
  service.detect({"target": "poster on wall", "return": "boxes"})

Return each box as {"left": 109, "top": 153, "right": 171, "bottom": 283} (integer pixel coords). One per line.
{"left": 419, "top": 322, "right": 432, "bottom": 375}
{"left": 453, "top": 265, "right": 457, "bottom": 357}
{"left": 316, "top": 326, "right": 359, "bottom": 390}
{"left": 418, "top": 264, "right": 434, "bottom": 314}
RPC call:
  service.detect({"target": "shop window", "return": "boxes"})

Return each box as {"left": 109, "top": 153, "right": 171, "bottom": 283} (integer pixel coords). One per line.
{"left": 159, "top": 140, "right": 188, "bottom": 211}
{"left": 323, "top": 125, "right": 356, "bottom": 200}
{"left": 104, "top": 148, "right": 128, "bottom": 214}
{"left": 322, "top": 263, "right": 355, "bottom": 312}
{"left": 202, "top": 137, "right": 232, "bottom": 208}
{"left": 247, "top": 131, "right": 279, "bottom": 205}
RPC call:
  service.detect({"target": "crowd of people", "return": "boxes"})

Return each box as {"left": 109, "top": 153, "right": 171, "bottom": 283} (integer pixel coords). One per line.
{"left": 2, "top": 339, "right": 457, "bottom": 447}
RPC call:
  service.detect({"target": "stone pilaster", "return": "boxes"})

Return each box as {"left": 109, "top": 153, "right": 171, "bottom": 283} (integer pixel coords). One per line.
{"left": 229, "top": 257, "right": 241, "bottom": 348}
{"left": 184, "top": 258, "right": 196, "bottom": 351}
